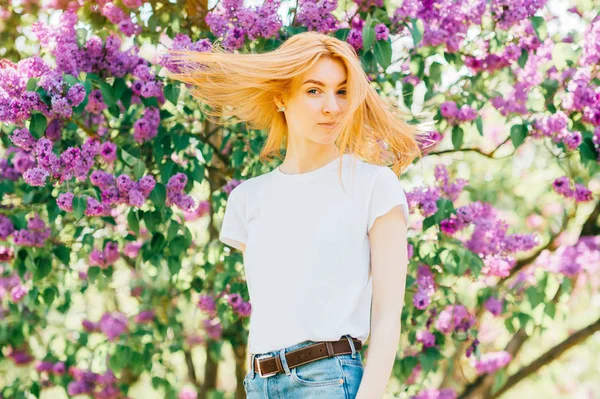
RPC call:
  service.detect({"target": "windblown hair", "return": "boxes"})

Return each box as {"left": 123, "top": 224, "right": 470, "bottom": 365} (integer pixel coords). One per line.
{"left": 164, "top": 31, "right": 426, "bottom": 177}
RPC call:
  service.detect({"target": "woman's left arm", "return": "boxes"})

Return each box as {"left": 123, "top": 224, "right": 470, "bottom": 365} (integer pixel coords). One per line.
{"left": 356, "top": 204, "right": 408, "bottom": 399}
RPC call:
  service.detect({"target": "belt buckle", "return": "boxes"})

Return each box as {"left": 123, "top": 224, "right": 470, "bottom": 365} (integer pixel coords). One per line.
{"left": 256, "top": 354, "right": 278, "bottom": 378}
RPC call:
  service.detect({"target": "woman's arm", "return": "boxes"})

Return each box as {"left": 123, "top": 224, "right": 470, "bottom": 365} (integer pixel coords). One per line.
{"left": 356, "top": 204, "right": 408, "bottom": 399}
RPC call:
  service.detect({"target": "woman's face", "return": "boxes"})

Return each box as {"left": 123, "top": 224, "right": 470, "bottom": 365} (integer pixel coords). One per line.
{"left": 276, "top": 57, "right": 349, "bottom": 145}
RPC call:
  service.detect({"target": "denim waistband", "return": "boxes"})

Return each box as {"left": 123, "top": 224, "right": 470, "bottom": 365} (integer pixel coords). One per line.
{"left": 248, "top": 334, "right": 359, "bottom": 380}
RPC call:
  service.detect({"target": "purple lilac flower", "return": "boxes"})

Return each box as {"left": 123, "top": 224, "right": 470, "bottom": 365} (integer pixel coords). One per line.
{"left": 134, "top": 310, "right": 155, "bottom": 324}
{"left": 52, "top": 361, "right": 66, "bottom": 375}
{"left": 10, "top": 128, "right": 37, "bottom": 151}
{"left": 0, "top": 216, "right": 15, "bottom": 240}
{"left": 471, "top": 350, "right": 512, "bottom": 375}
{"left": 416, "top": 330, "right": 436, "bottom": 347}
{"left": 178, "top": 387, "right": 198, "bottom": 399}
{"left": 57, "top": 191, "right": 74, "bottom": 212}
{"left": 100, "top": 142, "right": 117, "bottom": 163}
{"left": 374, "top": 23, "right": 389, "bottom": 41}
{"left": 166, "top": 173, "right": 196, "bottom": 211}
{"left": 133, "top": 106, "right": 161, "bottom": 143}
{"left": 160, "top": 33, "right": 213, "bottom": 74}
{"left": 12, "top": 215, "right": 51, "bottom": 247}
{"left": 411, "top": 388, "right": 457, "bottom": 399}
{"left": 11, "top": 284, "right": 28, "bottom": 303}
{"left": 295, "top": 0, "right": 338, "bottom": 35}
{"left": 198, "top": 295, "right": 217, "bottom": 316}
{"left": 484, "top": 296, "right": 503, "bottom": 316}
{"left": 203, "top": 318, "right": 223, "bottom": 340}
{"left": 435, "top": 305, "right": 474, "bottom": 335}
{"left": 99, "top": 312, "right": 128, "bottom": 341}
{"left": 236, "top": 301, "right": 252, "bottom": 317}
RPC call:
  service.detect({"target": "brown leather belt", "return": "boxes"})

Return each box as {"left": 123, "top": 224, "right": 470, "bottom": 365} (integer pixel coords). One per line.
{"left": 253, "top": 337, "right": 362, "bottom": 378}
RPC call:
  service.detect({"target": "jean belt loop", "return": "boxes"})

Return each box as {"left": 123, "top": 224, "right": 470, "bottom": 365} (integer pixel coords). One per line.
{"left": 278, "top": 347, "right": 292, "bottom": 376}
{"left": 344, "top": 334, "right": 357, "bottom": 358}
{"left": 250, "top": 353, "right": 257, "bottom": 379}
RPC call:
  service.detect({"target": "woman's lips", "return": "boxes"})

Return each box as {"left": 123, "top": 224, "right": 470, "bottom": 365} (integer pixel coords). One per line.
{"left": 319, "top": 122, "right": 338, "bottom": 127}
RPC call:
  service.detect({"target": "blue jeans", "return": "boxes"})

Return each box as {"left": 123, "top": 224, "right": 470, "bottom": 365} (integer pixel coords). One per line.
{"left": 243, "top": 334, "right": 365, "bottom": 398}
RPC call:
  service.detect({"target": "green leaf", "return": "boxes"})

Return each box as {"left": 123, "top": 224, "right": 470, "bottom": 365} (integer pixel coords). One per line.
{"left": 191, "top": 160, "right": 205, "bottom": 183}
{"left": 491, "top": 369, "right": 508, "bottom": 395}
{"left": 374, "top": 40, "right": 392, "bottom": 70}
{"left": 164, "top": 83, "right": 181, "bottom": 105}
{"left": 531, "top": 16, "right": 547, "bottom": 40}
{"left": 88, "top": 266, "right": 101, "bottom": 280}
{"left": 168, "top": 256, "right": 181, "bottom": 276}
{"left": 516, "top": 312, "right": 532, "bottom": 329}
{"left": 120, "top": 148, "right": 140, "bottom": 166}
{"left": 150, "top": 183, "right": 166, "bottom": 207}
{"left": 29, "top": 113, "right": 48, "bottom": 139}
{"left": 143, "top": 211, "right": 158, "bottom": 233}
{"left": 402, "top": 82, "right": 414, "bottom": 109}
{"left": 333, "top": 28, "right": 350, "bottom": 41}
{"left": 127, "top": 209, "right": 139, "bottom": 236}
{"left": 183, "top": 226, "right": 193, "bottom": 249}
{"left": 399, "top": 356, "right": 419, "bottom": 380}
{"left": 120, "top": 88, "right": 132, "bottom": 111}
{"left": 428, "top": 62, "right": 443, "bottom": 84}
{"left": 160, "top": 160, "right": 175, "bottom": 184}
{"left": 517, "top": 48, "right": 529, "bottom": 68}
{"left": 510, "top": 124, "right": 527, "bottom": 148}
{"left": 452, "top": 126, "right": 464, "bottom": 150}
{"left": 167, "top": 221, "right": 179, "bottom": 242}
{"left": 170, "top": 235, "right": 188, "bottom": 257}
{"left": 362, "top": 18, "right": 376, "bottom": 51}
{"left": 112, "top": 78, "right": 127, "bottom": 100}
{"left": 133, "top": 161, "right": 146, "bottom": 180}
{"left": 52, "top": 245, "right": 71, "bottom": 266}
{"left": 63, "top": 73, "right": 78, "bottom": 86}
{"left": 475, "top": 115, "right": 484, "bottom": 136}
{"left": 410, "top": 18, "right": 423, "bottom": 47}
{"left": 191, "top": 277, "right": 204, "bottom": 292}
{"left": 579, "top": 137, "right": 598, "bottom": 161}
{"left": 73, "top": 196, "right": 87, "bottom": 220}
{"left": 419, "top": 347, "right": 442, "bottom": 373}
{"left": 47, "top": 198, "right": 60, "bottom": 223}
{"left": 151, "top": 233, "right": 166, "bottom": 252}
{"left": 26, "top": 78, "right": 39, "bottom": 91}
{"left": 34, "top": 257, "right": 52, "bottom": 281}
{"left": 525, "top": 286, "right": 544, "bottom": 309}
{"left": 43, "top": 287, "right": 56, "bottom": 306}
{"left": 99, "top": 80, "right": 116, "bottom": 107}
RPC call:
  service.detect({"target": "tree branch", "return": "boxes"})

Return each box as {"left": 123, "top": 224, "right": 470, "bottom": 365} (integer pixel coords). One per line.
{"left": 491, "top": 316, "right": 600, "bottom": 398}
{"left": 456, "top": 201, "right": 599, "bottom": 397}
{"left": 428, "top": 137, "right": 513, "bottom": 159}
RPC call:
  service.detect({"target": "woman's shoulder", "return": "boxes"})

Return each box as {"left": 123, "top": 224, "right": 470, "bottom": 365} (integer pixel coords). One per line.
{"left": 344, "top": 154, "right": 387, "bottom": 178}
{"left": 228, "top": 170, "right": 272, "bottom": 195}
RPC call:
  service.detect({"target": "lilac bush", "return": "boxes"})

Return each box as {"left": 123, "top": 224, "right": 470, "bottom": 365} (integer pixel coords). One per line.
{"left": 0, "top": 1, "right": 599, "bottom": 399}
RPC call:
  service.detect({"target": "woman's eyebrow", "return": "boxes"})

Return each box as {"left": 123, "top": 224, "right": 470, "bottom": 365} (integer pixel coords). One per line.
{"left": 302, "top": 79, "right": 347, "bottom": 87}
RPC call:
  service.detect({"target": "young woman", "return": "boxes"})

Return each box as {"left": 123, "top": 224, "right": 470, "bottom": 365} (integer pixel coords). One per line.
{"left": 166, "top": 31, "right": 423, "bottom": 398}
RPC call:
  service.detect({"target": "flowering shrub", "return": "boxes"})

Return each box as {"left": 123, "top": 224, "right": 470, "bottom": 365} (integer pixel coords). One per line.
{"left": 0, "top": 1, "right": 599, "bottom": 399}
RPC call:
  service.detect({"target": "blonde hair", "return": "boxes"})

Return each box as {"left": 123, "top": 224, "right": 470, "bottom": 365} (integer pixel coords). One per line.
{"left": 164, "top": 31, "right": 425, "bottom": 178}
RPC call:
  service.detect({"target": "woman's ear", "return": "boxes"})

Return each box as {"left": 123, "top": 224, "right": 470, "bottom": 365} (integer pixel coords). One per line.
{"left": 274, "top": 97, "right": 283, "bottom": 109}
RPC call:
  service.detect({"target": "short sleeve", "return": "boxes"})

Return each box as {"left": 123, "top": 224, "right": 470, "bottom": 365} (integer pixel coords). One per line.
{"left": 219, "top": 185, "right": 248, "bottom": 251}
{"left": 366, "top": 167, "right": 409, "bottom": 232}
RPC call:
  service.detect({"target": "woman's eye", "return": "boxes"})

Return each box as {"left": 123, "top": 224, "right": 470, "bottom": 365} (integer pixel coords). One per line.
{"left": 308, "top": 89, "right": 347, "bottom": 95}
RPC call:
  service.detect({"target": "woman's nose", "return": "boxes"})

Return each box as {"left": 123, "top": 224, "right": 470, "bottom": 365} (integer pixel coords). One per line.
{"left": 323, "top": 92, "right": 341, "bottom": 113}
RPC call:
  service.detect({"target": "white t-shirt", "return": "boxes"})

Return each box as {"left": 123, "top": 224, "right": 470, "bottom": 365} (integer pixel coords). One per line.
{"left": 219, "top": 153, "right": 409, "bottom": 355}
